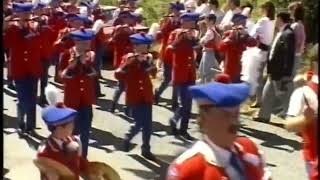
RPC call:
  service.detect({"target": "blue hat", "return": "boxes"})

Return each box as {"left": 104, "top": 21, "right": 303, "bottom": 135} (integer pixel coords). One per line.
{"left": 69, "top": 29, "right": 96, "bottom": 41}
{"left": 42, "top": 106, "right": 78, "bottom": 126}
{"left": 65, "top": 13, "right": 92, "bottom": 24}
{"left": 33, "top": 2, "right": 47, "bottom": 10}
{"left": 180, "top": 12, "right": 200, "bottom": 21}
{"left": 12, "top": 2, "right": 34, "bottom": 13}
{"left": 170, "top": 2, "right": 185, "bottom": 11}
{"left": 189, "top": 82, "right": 250, "bottom": 107}
{"left": 231, "top": 14, "right": 247, "bottom": 25}
{"left": 129, "top": 33, "right": 154, "bottom": 45}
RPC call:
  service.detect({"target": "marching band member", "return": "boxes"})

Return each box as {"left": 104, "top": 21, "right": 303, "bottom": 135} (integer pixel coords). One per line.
{"left": 167, "top": 12, "right": 199, "bottom": 140}
{"left": 109, "top": 9, "right": 136, "bottom": 113}
{"left": 207, "top": 0, "right": 224, "bottom": 24}
{"left": 35, "top": 85, "right": 122, "bottom": 180}
{"left": 34, "top": 87, "right": 89, "bottom": 180}
{"left": 154, "top": 1, "right": 183, "bottom": 108}
{"left": 166, "top": 76, "right": 272, "bottom": 180}
{"left": 4, "top": 1, "right": 43, "bottom": 135}
{"left": 240, "top": 1, "right": 275, "bottom": 100}
{"left": 33, "top": 3, "right": 57, "bottom": 105}
{"left": 114, "top": 33, "right": 157, "bottom": 161}
{"left": 218, "top": 14, "right": 257, "bottom": 83}
{"left": 59, "top": 28, "right": 97, "bottom": 158}
{"left": 285, "top": 57, "right": 318, "bottom": 180}
{"left": 198, "top": 13, "right": 221, "bottom": 84}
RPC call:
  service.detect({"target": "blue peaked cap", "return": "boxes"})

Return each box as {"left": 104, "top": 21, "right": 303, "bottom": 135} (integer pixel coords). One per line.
{"left": 12, "top": 2, "right": 34, "bottom": 13}
{"left": 69, "top": 29, "right": 96, "bottom": 41}
{"left": 130, "top": 33, "right": 154, "bottom": 45}
{"left": 65, "top": 13, "right": 92, "bottom": 24}
{"left": 189, "top": 82, "right": 250, "bottom": 107}
{"left": 231, "top": 14, "right": 247, "bottom": 25}
{"left": 170, "top": 2, "right": 185, "bottom": 11}
{"left": 180, "top": 12, "right": 200, "bottom": 21}
{"left": 42, "top": 106, "right": 78, "bottom": 126}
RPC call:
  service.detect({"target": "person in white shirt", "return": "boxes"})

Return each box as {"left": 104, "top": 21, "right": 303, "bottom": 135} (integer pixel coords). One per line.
{"left": 208, "top": 0, "right": 224, "bottom": 24}
{"left": 240, "top": 1, "right": 275, "bottom": 107}
{"left": 198, "top": 14, "right": 221, "bottom": 84}
{"left": 195, "top": 0, "right": 211, "bottom": 15}
{"left": 219, "top": 0, "right": 242, "bottom": 31}
{"left": 241, "top": 2, "right": 255, "bottom": 33}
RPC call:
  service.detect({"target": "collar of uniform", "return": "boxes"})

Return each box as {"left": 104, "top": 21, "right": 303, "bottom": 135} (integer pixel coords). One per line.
{"left": 204, "top": 135, "right": 236, "bottom": 167}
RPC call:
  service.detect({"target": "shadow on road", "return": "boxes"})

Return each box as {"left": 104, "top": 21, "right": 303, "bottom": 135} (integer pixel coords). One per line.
{"left": 89, "top": 127, "right": 133, "bottom": 153}
{"left": 100, "top": 78, "right": 118, "bottom": 89}
{"left": 239, "top": 126, "right": 301, "bottom": 152}
{"left": 124, "top": 154, "right": 172, "bottom": 180}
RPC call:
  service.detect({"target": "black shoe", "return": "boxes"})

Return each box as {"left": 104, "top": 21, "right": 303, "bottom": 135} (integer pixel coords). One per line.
{"left": 252, "top": 117, "right": 270, "bottom": 123}
{"left": 179, "top": 131, "right": 195, "bottom": 141}
{"left": 171, "top": 103, "right": 178, "bottom": 110}
{"left": 97, "top": 93, "right": 105, "bottom": 98}
{"left": 141, "top": 151, "right": 157, "bottom": 161}
{"left": 122, "top": 139, "right": 130, "bottom": 152}
{"left": 169, "top": 119, "right": 178, "bottom": 136}
{"left": 8, "top": 83, "right": 16, "bottom": 91}
{"left": 39, "top": 96, "right": 48, "bottom": 105}
{"left": 109, "top": 103, "right": 116, "bottom": 113}
{"left": 154, "top": 90, "right": 160, "bottom": 105}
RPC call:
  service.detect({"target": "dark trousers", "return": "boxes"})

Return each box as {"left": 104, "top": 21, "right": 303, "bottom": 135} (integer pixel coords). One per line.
{"left": 155, "top": 63, "right": 178, "bottom": 105}
{"left": 125, "top": 104, "right": 152, "bottom": 152}
{"left": 113, "top": 81, "right": 125, "bottom": 103}
{"left": 74, "top": 106, "right": 93, "bottom": 158}
{"left": 95, "top": 47, "right": 105, "bottom": 95}
{"left": 15, "top": 77, "right": 38, "bottom": 131}
{"left": 171, "top": 83, "right": 193, "bottom": 132}
{"left": 40, "top": 60, "right": 50, "bottom": 99}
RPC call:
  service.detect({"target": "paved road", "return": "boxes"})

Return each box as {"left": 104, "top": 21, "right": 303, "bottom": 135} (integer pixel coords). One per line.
{"left": 3, "top": 66, "right": 307, "bottom": 180}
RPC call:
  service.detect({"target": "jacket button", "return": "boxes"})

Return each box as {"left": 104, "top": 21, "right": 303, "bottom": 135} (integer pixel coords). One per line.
{"left": 24, "top": 58, "right": 28, "bottom": 61}
{"left": 24, "top": 51, "right": 28, "bottom": 54}
{"left": 140, "top": 87, "right": 143, "bottom": 90}
{"left": 188, "top": 64, "right": 191, "bottom": 67}
{"left": 80, "top": 88, "right": 84, "bottom": 91}
{"left": 80, "top": 80, "right": 84, "bottom": 83}
{"left": 188, "top": 57, "right": 192, "bottom": 60}
{"left": 139, "top": 80, "right": 142, "bottom": 83}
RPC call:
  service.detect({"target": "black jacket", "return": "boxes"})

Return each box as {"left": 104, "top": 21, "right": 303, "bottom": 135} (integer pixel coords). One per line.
{"left": 267, "top": 24, "right": 295, "bottom": 80}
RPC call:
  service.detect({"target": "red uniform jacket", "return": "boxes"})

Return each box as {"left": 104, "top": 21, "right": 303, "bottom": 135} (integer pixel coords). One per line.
{"left": 36, "top": 136, "right": 88, "bottom": 180}
{"left": 48, "top": 15, "right": 67, "bottom": 43}
{"left": 60, "top": 48, "right": 96, "bottom": 110}
{"left": 218, "top": 29, "right": 257, "bottom": 82}
{"left": 39, "top": 25, "right": 56, "bottom": 61}
{"left": 114, "top": 53, "right": 156, "bottom": 106}
{"left": 157, "top": 16, "right": 180, "bottom": 63}
{"left": 167, "top": 137, "right": 271, "bottom": 180}
{"left": 302, "top": 81, "right": 318, "bottom": 170}
{"left": 110, "top": 25, "right": 134, "bottom": 68}
{"left": 4, "top": 24, "right": 43, "bottom": 80}
{"left": 167, "top": 28, "right": 197, "bottom": 85}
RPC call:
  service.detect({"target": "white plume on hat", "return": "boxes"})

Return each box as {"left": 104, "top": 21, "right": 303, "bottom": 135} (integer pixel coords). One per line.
{"left": 242, "top": 7, "right": 251, "bottom": 17}
{"left": 92, "top": 19, "right": 105, "bottom": 34}
{"left": 45, "top": 84, "right": 60, "bottom": 106}
{"left": 32, "top": 0, "right": 40, "bottom": 7}
{"left": 148, "top": 23, "right": 160, "bottom": 37}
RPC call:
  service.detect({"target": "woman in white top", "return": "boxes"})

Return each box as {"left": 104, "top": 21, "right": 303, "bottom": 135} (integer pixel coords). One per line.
{"left": 198, "top": 14, "right": 221, "bottom": 84}
{"left": 288, "top": 1, "right": 306, "bottom": 77}
{"left": 240, "top": 1, "right": 275, "bottom": 104}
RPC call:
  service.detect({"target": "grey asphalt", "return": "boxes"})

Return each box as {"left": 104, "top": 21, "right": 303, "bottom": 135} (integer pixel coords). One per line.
{"left": 3, "top": 66, "right": 307, "bottom": 180}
